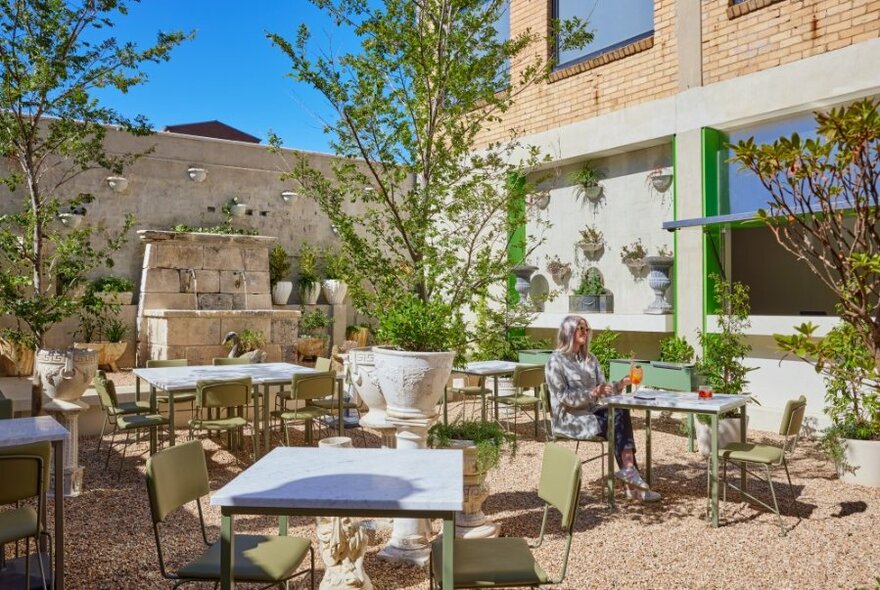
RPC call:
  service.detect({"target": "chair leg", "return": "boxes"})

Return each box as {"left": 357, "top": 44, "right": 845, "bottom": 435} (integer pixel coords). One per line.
{"left": 782, "top": 458, "right": 801, "bottom": 520}
{"left": 283, "top": 419, "right": 291, "bottom": 447}
{"left": 104, "top": 423, "right": 118, "bottom": 470}
{"left": 97, "top": 415, "right": 109, "bottom": 451}
{"left": 765, "top": 465, "right": 786, "bottom": 536}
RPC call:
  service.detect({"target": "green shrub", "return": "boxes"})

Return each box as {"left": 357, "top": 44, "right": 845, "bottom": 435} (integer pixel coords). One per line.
{"left": 658, "top": 335, "right": 695, "bottom": 364}
{"left": 428, "top": 419, "right": 514, "bottom": 473}
{"left": 91, "top": 275, "right": 134, "bottom": 293}
{"left": 104, "top": 319, "right": 128, "bottom": 343}
{"left": 297, "top": 243, "right": 320, "bottom": 287}
{"left": 377, "top": 294, "right": 463, "bottom": 354}
{"left": 300, "top": 309, "right": 333, "bottom": 337}
{"left": 269, "top": 244, "right": 292, "bottom": 287}
{"left": 323, "top": 250, "right": 350, "bottom": 281}
{"left": 590, "top": 329, "right": 620, "bottom": 378}
{"left": 573, "top": 270, "right": 604, "bottom": 296}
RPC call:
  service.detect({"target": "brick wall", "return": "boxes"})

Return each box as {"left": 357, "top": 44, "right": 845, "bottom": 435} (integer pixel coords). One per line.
{"left": 703, "top": 0, "right": 880, "bottom": 85}
{"left": 478, "top": 0, "right": 679, "bottom": 145}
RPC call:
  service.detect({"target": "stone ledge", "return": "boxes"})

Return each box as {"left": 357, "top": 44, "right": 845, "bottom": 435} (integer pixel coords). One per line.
{"left": 143, "top": 309, "right": 302, "bottom": 319}
{"left": 138, "top": 229, "right": 277, "bottom": 246}
{"left": 727, "top": 0, "right": 785, "bottom": 20}
{"left": 549, "top": 36, "right": 655, "bottom": 83}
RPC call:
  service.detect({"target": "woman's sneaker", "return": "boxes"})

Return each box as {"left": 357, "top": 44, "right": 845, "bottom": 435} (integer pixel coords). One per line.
{"left": 614, "top": 467, "right": 650, "bottom": 491}
{"left": 626, "top": 487, "right": 662, "bottom": 502}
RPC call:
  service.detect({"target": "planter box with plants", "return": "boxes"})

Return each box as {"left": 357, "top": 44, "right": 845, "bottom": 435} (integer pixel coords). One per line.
{"left": 297, "top": 243, "right": 321, "bottom": 304}
{"left": 569, "top": 269, "right": 612, "bottom": 313}
{"left": 73, "top": 293, "right": 130, "bottom": 371}
{"left": 570, "top": 161, "right": 604, "bottom": 202}
{"left": 269, "top": 243, "right": 293, "bottom": 305}
{"left": 297, "top": 309, "right": 333, "bottom": 359}
{"left": 620, "top": 239, "right": 647, "bottom": 272}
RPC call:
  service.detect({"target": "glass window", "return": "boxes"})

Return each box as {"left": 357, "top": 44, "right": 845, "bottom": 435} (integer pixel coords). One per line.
{"left": 554, "top": 0, "right": 654, "bottom": 68}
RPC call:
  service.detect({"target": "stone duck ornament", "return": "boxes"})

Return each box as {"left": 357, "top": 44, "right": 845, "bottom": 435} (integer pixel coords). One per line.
{"left": 222, "top": 331, "right": 267, "bottom": 363}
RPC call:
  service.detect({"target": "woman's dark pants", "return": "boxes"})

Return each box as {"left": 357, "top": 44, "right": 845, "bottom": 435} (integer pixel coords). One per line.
{"left": 593, "top": 406, "right": 638, "bottom": 470}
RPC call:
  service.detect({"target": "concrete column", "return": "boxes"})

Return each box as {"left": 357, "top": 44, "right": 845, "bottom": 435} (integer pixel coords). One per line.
{"left": 674, "top": 129, "right": 705, "bottom": 349}
{"left": 676, "top": 0, "right": 703, "bottom": 90}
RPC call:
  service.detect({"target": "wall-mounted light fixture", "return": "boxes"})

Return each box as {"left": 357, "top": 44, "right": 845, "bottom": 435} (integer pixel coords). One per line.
{"left": 58, "top": 211, "right": 85, "bottom": 228}
{"left": 280, "top": 190, "right": 298, "bottom": 203}
{"left": 106, "top": 176, "right": 129, "bottom": 193}
{"left": 187, "top": 166, "right": 207, "bottom": 182}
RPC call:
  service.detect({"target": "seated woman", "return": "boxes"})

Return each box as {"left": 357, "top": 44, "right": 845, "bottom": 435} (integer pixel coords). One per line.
{"left": 545, "top": 315, "right": 661, "bottom": 502}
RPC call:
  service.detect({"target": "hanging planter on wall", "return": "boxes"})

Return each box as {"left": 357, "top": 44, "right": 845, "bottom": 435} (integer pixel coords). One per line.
{"left": 646, "top": 165, "right": 673, "bottom": 193}
{"left": 569, "top": 161, "right": 605, "bottom": 203}
{"left": 530, "top": 191, "right": 550, "bottom": 210}
{"left": 105, "top": 176, "right": 128, "bottom": 193}
{"left": 187, "top": 166, "right": 207, "bottom": 182}
{"left": 545, "top": 255, "right": 571, "bottom": 284}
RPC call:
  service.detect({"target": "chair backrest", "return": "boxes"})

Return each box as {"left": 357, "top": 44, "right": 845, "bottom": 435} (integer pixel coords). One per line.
{"left": 537, "top": 442, "right": 582, "bottom": 532}
{"left": 146, "top": 359, "right": 188, "bottom": 368}
{"left": 315, "top": 357, "right": 332, "bottom": 372}
{"left": 145, "top": 440, "right": 210, "bottom": 523}
{"left": 292, "top": 371, "right": 337, "bottom": 402}
{"left": 0, "top": 441, "right": 50, "bottom": 504}
{"left": 513, "top": 364, "right": 545, "bottom": 391}
{"left": 779, "top": 395, "right": 807, "bottom": 451}
{"left": 213, "top": 357, "right": 250, "bottom": 366}
{"left": 195, "top": 377, "right": 252, "bottom": 409}
{"left": 0, "top": 397, "right": 12, "bottom": 419}
{"left": 93, "top": 370, "right": 120, "bottom": 410}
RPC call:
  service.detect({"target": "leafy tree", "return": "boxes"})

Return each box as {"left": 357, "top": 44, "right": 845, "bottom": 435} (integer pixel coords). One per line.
{"left": 0, "top": 0, "right": 189, "bottom": 413}
{"left": 730, "top": 99, "right": 880, "bottom": 366}
{"left": 269, "top": 0, "right": 590, "bottom": 352}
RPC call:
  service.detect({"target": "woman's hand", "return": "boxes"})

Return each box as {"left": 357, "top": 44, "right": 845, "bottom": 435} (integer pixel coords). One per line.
{"left": 593, "top": 383, "right": 614, "bottom": 398}
{"left": 616, "top": 377, "right": 632, "bottom": 393}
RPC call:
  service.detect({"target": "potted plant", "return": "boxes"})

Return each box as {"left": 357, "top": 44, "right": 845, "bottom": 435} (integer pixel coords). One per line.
{"left": 223, "top": 328, "right": 267, "bottom": 362}
{"left": 225, "top": 196, "right": 247, "bottom": 217}
{"left": 569, "top": 268, "right": 613, "bottom": 313}
{"left": 646, "top": 164, "right": 673, "bottom": 194}
{"left": 693, "top": 277, "right": 757, "bottom": 457}
{"left": 644, "top": 245, "right": 674, "bottom": 314}
{"left": 570, "top": 161, "right": 605, "bottom": 201}
{"left": 322, "top": 250, "right": 350, "bottom": 305}
{"left": 577, "top": 225, "right": 605, "bottom": 256}
{"left": 545, "top": 254, "right": 571, "bottom": 284}
{"left": 72, "top": 296, "right": 129, "bottom": 372}
{"left": 428, "top": 418, "right": 514, "bottom": 537}
{"left": 269, "top": 243, "right": 293, "bottom": 305}
{"left": 620, "top": 239, "right": 648, "bottom": 272}
{"left": 345, "top": 324, "right": 372, "bottom": 347}
{"left": 776, "top": 320, "right": 880, "bottom": 487}
{"left": 297, "top": 243, "right": 321, "bottom": 304}
{"left": 297, "top": 308, "right": 333, "bottom": 359}
{"left": 90, "top": 275, "right": 135, "bottom": 305}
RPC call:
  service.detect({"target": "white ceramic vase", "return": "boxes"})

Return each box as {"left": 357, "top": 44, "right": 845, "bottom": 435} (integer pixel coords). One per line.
{"left": 372, "top": 346, "right": 454, "bottom": 420}
{"left": 272, "top": 281, "right": 293, "bottom": 305}
{"left": 322, "top": 279, "right": 348, "bottom": 304}
{"left": 35, "top": 348, "right": 98, "bottom": 402}
{"left": 300, "top": 282, "right": 321, "bottom": 304}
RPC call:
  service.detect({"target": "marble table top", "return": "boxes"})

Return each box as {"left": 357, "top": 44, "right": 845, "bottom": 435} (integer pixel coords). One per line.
{"left": 461, "top": 360, "right": 524, "bottom": 376}
{"left": 0, "top": 415, "right": 69, "bottom": 448}
{"left": 604, "top": 390, "right": 750, "bottom": 414}
{"left": 133, "top": 362, "right": 328, "bottom": 391}
{"left": 212, "top": 447, "right": 464, "bottom": 512}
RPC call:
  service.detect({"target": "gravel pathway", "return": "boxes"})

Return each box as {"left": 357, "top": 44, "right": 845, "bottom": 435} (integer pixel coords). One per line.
{"left": 9, "top": 409, "right": 880, "bottom": 589}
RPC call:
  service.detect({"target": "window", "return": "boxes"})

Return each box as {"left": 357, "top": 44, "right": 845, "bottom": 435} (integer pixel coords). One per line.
{"left": 554, "top": 0, "right": 654, "bottom": 69}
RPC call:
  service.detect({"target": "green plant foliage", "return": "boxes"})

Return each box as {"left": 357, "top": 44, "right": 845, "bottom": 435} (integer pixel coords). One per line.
{"left": 590, "top": 330, "right": 620, "bottom": 378}
{"left": 269, "top": 244, "right": 292, "bottom": 287}
{"left": 573, "top": 269, "right": 604, "bottom": 296}
{"left": 695, "top": 276, "right": 756, "bottom": 422}
{"left": 225, "top": 329, "right": 266, "bottom": 353}
{"left": 323, "top": 250, "right": 351, "bottom": 281}
{"left": 170, "top": 223, "right": 258, "bottom": 236}
{"left": 104, "top": 319, "right": 128, "bottom": 343}
{"left": 620, "top": 239, "right": 647, "bottom": 263}
{"left": 268, "top": 0, "right": 590, "bottom": 353}
{"left": 427, "top": 419, "right": 515, "bottom": 473}
{"left": 300, "top": 309, "right": 334, "bottom": 338}
{"left": 91, "top": 276, "right": 135, "bottom": 293}
{"left": 471, "top": 298, "right": 548, "bottom": 363}
{"left": 658, "top": 335, "right": 695, "bottom": 364}
{"left": 578, "top": 225, "right": 604, "bottom": 246}
{"left": 376, "top": 294, "right": 464, "bottom": 354}
{"left": 297, "top": 243, "right": 320, "bottom": 287}
{"left": 569, "top": 162, "right": 604, "bottom": 189}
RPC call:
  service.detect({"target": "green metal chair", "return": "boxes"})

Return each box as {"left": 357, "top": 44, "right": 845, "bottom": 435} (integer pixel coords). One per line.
{"left": 429, "top": 442, "right": 582, "bottom": 589}
{"left": 716, "top": 395, "right": 807, "bottom": 536}
{"left": 0, "top": 442, "right": 51, "bottom": 590}
{"left": 94, "top": 369, "right": 152, "bottom": 451}
{"left": 447, "top": 375, "right": 492, "bottom": 422}
{"left": 94, "top": 370, "right": 169, "bottom": 472}
{"left": 145, "top": 440, "right": 314, "bottom": 589}
{"left": 190, "top": 377, "right": 257, "bottom": 460}
{"left": 489, "top": 365, "right": 546, "bottom": 442}
{"left": 541, "top": 382, "right": 607, "bottom": 481}
{"left": 311, "top": 357, "right": 360, "bottom": 415}
{"left": 272, "top": 371, "right": 335, "bottom": 446}
{"left": 145, "top": 359, "right": 196, "bottom": 421}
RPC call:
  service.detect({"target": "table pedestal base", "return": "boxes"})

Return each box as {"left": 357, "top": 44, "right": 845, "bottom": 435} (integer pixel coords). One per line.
{"left": 44, "top": 398, "right": 86, "bottom": 496}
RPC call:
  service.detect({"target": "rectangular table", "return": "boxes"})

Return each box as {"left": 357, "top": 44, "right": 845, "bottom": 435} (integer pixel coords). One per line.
{"left": 603, "top": 390, "right": 749, "bottom": 527}
{"left": 211, "top": 446, "right": 463, "bottom": 590}
{"left": 444, "top": 360, "right": 521, "bottom": 424}
{"left": 0, "top": 416, "right": 69, "bottom": 589}
{"left": 133, "top": 362, "right": 344, "bottom": 456}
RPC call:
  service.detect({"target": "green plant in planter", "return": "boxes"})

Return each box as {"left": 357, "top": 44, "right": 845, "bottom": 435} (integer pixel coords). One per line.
{"left": 428, "top": 419, "right": 514, "bottom": 473}
{"left": 569, "top": 161, "right": 605, "bottom": 199}
{"left": 297, "top": 243, "right": 320, "bottom": 288}
{"left": 323, "top": 250, "right": 351, "bottom": 281}
{"left": 620, "top": 239, "right": 647, "bottom": 264}
{"left": 377, "top": 294, "right": 464, "bottom": 356}
{"left": 300, "top": 309, "right": 334, "bottom": 338}
{"left": 269, "top": 244, "right": 292, "bottom": 287}
{"left": 91, "top": 275, "right": 134, "bottom": 293}
{"left": 104, "top": 319, "right": 129, "bottom": 344}
{"left": 573, "top": 270, "right": 605, "bottom": 296}
{"left": 225, "top": 328, "right": 266, "bottom": 353}
{"left": 658, "top": 335, "right": 695, "bottom": 364}
{"left": 656, "top": 244, "right": 673, "bottom": 258}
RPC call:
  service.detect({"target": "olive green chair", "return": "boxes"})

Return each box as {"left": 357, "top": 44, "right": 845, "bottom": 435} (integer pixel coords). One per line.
{"left": 542, "top": 383, "right": 607, "bottom": 481}
{"left": 0, "top": 397, "right": 13, "bottom": 420}
{"left": 272, "top": 371, "right": 335, "bottom": 446}
{"left": 489, "top": 365, "right": 546, "bottom": 442}
{"left": 94, "top": 371, "right": 169, "bottom": 472}
{"left": 94, "top": 370, "right": 152, "bottom": 451}
{"left": 447, "top": 375, "right": 492, "bottom": 422}
{"left": 145, "top": 441, "right": 314, "bottom": 589}
{"left": 429, "top": 442, "right": 582, "bottom": 589}
{"left": 0, "top": 442, "right": 51, "bottom": 590}
{"left": 145, "top": 359, "right": 197, "bottom": 420}
{"left": 212, "top": 357, "right": 251, "bottom": 366}
{"left": 190, "top": 377, "right": 257, "bottom": 460}
{"left": 717, "top": 395, "right": 807, "bottom": 536}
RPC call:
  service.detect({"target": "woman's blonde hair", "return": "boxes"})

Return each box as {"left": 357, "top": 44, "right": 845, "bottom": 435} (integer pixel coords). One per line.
{"left": 556, "top": 315, "right": 590, "bottom": 358}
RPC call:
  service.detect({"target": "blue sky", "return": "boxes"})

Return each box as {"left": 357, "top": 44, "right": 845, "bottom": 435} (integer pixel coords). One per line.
{"left": 92, "top": 1, "right": 359, "bottom": 154}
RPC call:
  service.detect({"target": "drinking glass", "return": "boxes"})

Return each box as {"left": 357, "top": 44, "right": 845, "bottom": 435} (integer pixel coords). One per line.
{"left": 629, "top": 364, "right": 643, "bottom": 394}
{"left": 698, "top": 384, "right": 714, "bottom": 399}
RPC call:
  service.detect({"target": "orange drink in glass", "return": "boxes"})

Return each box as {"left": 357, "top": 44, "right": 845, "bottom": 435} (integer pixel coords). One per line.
{"left": 629, "top": 364, "right": 643, "bottom": 394}
{"left": 698, "top": 384, "right": 714, "bottom": 399}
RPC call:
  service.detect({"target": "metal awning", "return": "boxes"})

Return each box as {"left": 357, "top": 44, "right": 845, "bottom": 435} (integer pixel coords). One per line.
{"left": 662, "top": 210, "right": 761, "bottom": 231}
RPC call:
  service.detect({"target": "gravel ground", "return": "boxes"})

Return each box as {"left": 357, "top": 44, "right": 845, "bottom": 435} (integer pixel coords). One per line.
{"left": 7, "top": 404, "right": 880, "bottom": 589}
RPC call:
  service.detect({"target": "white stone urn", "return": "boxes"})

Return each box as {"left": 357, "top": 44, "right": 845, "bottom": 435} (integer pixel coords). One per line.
{"left": 35, "top": 348, "right": 98, "bottom": 402}
{"left": 322, "top": 279, "right": 348, "bottom": 305}
{"left": 447, "top": 440, "right": 500, "bottom": 538}
{"left": 372, "top": 347, "right": 454, "bottom": 420}
{"left": 840, "top": 438, "right": 880, "bottom": 487}
{"left": 349, "top": 347, "right": 388, "bottom": 428}
{"left": 272, "top": 280, "right": 293, "bottom": 305}
{"left": 644, "top": 255, "right": 674, "bottom": 314}
{"left": 301, "top": 282, "right": 321, "bottom": 305}
{"left": 695, "top": 415, "right": 749, "bottom": 458}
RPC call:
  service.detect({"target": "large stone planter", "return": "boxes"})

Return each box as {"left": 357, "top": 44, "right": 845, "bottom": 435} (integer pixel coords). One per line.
{"left": 447, "top": 440, "right": 500, "bottom": 538}
{"left": 569, "top": 293, "right": 613, "bottom": 313}
{"left": 349, "top": 347, "right": 388, "bottom": 429}
{"left": 695, "top": 415, "right": 748, "bottom": 458}
{"left": 322, "top": 279, "right": 348, "bottom": 304}
{"left": 372, "top": 347, "right": 454, "bottom": 420}
{"left": 35, "top": 348, "right": 98, "bottom": 402}
{"left": 644, "top": 255, "right": 674, "bottom": 314}
{"left": 840, "top": 438, "right": 880, "bottom": 487}
{"left": 73, "top": 341, "right": 127, "bottom": 371}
